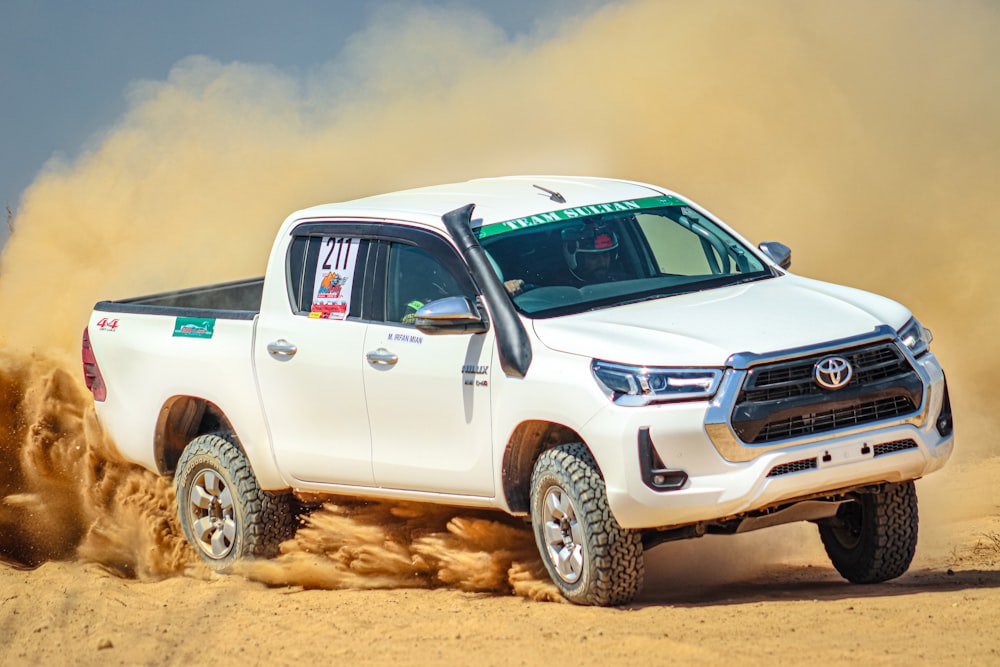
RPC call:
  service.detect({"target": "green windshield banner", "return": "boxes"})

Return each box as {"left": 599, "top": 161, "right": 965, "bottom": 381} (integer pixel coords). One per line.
{"left": 476, "top": 195, "right": 688, "bottom": 239}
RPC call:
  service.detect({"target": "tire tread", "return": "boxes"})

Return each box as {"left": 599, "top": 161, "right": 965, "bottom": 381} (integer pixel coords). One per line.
{"left": 176, "top": 433, "right": 295, "bottom": 567}
{"left": 531, "top": 443, "right": 643, "bottom": 606}
{"left": 819, "top": 481, "right": 918, "bottom": 584}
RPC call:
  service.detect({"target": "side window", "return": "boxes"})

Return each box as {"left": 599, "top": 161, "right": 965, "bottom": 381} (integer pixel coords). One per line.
{"left": 636, "top": 213, "right": 715, "bottom": 276}
{"left": 636, "top": 210, "right": 765, "bottom": 277}
{"left": 287, "top": 235, "right": 369, "bottom": 319}
{"left": 384, "top": 242, "right": 473, "bottom": 325}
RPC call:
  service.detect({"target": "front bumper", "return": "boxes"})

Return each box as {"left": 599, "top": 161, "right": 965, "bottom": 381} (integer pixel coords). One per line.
{"left": 580, "top": 335, "right": 953, "bottom": 531}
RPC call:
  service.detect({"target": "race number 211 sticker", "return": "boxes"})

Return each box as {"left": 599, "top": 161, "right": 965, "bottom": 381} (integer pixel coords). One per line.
{"left": 310, "top": 237, "right": 359, "bottom": 319}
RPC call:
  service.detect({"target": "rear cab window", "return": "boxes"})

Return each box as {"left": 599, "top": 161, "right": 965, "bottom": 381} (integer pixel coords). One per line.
{"left": 286, "top": 222, "right": 479, "bottom": 325}
{"left": 286, "top": 234, "right": 371, "bottom": 320}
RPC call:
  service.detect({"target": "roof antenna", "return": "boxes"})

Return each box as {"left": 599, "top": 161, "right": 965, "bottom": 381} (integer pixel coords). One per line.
{"left": 533, "top": 184, "right": 566, "bottom": 204}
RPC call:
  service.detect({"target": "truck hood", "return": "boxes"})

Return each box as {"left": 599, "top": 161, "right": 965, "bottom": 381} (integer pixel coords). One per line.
{"left": 530, "top": 275, "right": 912, "bottom": 367}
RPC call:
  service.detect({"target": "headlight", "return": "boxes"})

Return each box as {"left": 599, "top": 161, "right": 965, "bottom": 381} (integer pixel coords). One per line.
{"left": 898, "top": 317, "right": 933, "bottom": 357}
{"left": 592, "top": 360, "right": 723, "bottom": 406}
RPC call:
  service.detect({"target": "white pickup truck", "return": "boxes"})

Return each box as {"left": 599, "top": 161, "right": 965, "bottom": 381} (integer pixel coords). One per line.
{"left": 83, "top": 176, "right": 953, "bottom": 605}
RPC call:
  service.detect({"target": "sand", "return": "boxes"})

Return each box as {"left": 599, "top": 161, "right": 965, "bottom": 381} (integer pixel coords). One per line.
{"left": 1, "top": 495, "right": 997, "bottom": 666}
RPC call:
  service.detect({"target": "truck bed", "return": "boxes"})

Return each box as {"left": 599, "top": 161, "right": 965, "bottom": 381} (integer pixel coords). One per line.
{"left": 93, "top": 277, "right": 264, "bottom": 319}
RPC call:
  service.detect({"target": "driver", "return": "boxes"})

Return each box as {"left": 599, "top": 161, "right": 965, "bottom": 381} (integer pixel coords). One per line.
{"left": 561, "top": 221, "right": 620, "bottom": 283}
{"left": 503, "top": 220, "right": 622, "bottom": 296}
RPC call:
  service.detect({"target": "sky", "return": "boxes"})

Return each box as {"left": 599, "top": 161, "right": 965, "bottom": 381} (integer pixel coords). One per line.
{"left": 0, "top": 0, "right": 602, "bottom": 243}
{"left": 0, "top": 0, "right": 997, "bottom": 391}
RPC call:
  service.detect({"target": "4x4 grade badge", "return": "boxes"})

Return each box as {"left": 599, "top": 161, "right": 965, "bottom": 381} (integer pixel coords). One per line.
{"left": 814, "top": 356, "right": 853, "bottom": 390}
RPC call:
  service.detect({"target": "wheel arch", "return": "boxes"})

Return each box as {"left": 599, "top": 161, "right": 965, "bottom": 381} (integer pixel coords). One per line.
{"left": 501, "top": 419, "right": 588, "bottom": 515}
{"left": 154, "top": 395, "right": 241, "bottom": 476}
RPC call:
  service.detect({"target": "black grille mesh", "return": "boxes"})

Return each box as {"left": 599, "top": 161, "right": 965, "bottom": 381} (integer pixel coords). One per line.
{"left": 767, "top": 458, "right": 818, "bottom": 477}
{"left": 764, "top": 438, "right": 919, "bottom": 477}
{"left": 755, "top": 396, "right": 914, "bottom": 442}
{"left": 743, "top": 343, "right": 907, "bottom": 403}
{"left": 733, "top": 341, "right": 922, "bottom": 444}
{"left": 873, "top": 439, "right": 919, "bottom": 457}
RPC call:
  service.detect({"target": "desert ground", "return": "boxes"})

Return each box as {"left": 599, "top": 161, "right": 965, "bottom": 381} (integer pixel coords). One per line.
{"left": 2, "top": 493, "right": 998, "bottom": 666}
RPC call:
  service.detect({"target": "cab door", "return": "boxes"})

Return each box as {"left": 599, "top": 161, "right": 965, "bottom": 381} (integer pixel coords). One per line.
{"left": 362, "top": 233, "right": 496, "bottom": 497}
{"left": 254, "top": 229, "right": 375, "bottom": 487}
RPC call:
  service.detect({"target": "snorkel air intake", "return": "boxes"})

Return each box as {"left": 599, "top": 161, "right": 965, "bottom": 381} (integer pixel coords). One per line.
{"left": 442, "top": 203, "right": 532, "bottom": 378}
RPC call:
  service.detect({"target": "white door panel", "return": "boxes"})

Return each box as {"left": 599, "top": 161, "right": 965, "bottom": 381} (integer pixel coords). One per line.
{"left": 255, "top": 317, "right": 373, "bottom": 486}
{"left": 364, "top": 323, "right": 494, "bottom": 496}
{"left": 255, "top": 232, "right": 374, "bottom": 487}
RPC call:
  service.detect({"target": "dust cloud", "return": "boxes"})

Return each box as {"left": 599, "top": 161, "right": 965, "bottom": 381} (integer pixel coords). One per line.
{"left": 0, "top": 352, "right": 189, "bottom": 576}
{"left": 0, "top": 0, "right": 998, "bottom": 596}
{"left": 243, "top": 500, "right": 561, "bottom": 602}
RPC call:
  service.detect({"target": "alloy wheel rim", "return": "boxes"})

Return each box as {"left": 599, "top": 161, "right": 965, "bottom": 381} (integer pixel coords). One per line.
{"left": 541, "top": 485, "right": 585, "bottom": 583}
{"left": 188, "top": 469, "right": 237, "bottom": 559}
{"left": 831, "top": 502, "right": 863, "bottom": 549}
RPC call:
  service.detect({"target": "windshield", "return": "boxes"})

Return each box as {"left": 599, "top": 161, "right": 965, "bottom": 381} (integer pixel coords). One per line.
{"left": 476, "top": 196, "right": 774, "bottom": 317}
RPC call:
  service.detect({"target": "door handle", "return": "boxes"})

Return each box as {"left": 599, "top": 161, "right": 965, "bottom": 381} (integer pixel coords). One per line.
{"left": 267, "top": 339, "right": 298, "bottom": 357}
{"left": 366, "top": 348, "right": 398, "bottom": 366}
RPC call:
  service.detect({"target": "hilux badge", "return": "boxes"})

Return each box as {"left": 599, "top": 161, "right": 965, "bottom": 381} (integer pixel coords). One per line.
{"left": 814, "top": 356, "right": 853, "bottom": 390}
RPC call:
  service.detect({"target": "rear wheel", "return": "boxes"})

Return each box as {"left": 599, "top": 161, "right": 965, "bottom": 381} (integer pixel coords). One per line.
{"left": 530, "top": 443, "right": 643, "bottom": 606}
{"left": 175, "top": 433, "right": 296, "bottom": 569}
{"left": 818, "top": 481, "right": 918, "bottom": 583}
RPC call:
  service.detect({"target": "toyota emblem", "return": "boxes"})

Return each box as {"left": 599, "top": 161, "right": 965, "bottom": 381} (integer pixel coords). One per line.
{"left": 814, "top": 356, "right": 853, "bottom": 390}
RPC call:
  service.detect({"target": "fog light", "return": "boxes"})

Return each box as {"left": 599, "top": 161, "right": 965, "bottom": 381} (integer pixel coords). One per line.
{"left": 638, "top": 427, "right": 688, "bottom": 492}
{"left": 936, "top": 379, "right": 953, "bottom": 437}
{"left": 936, "top": 414, "right": 953, "bottom": 437}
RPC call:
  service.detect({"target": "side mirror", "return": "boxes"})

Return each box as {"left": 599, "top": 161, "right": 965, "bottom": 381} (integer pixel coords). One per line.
{"left": 414, "top": 296, "right": 490, "bottom": 335}
{"left": 758, "top": 241, "right": 792, "bottom": 270}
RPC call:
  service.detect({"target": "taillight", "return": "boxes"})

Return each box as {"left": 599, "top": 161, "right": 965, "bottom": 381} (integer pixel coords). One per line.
{"left": 81, "top": 327, "right": 107, "bottom": 402}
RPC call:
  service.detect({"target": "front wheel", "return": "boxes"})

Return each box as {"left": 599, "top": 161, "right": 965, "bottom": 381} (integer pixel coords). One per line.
{"left": 530, "top": 443, "right": 643, "bottom": 606}
{"left": 175, "top": 433, "right": 296, "bottom": 570}
{"left": 818, "top": 481, "right": 919, "bottom": 583}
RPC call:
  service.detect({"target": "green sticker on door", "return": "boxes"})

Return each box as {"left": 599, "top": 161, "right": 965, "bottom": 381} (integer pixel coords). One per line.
{"left": 173, "top": 317, "right": 215, "bottom": 339}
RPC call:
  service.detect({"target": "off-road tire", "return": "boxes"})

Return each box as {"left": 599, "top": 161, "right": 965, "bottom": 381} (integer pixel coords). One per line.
{"left": 819, "top": 481, "right": 919, "bottom": 584}
{"left": 530, "top": 443, "right": 644, "bottom": 606}
{"left": 175, "top": 433, "right": 296, "bottom": 570}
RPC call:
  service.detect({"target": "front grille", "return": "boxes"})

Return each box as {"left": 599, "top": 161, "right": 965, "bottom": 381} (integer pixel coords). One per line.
{"left": 755, "top": 396, "right": 914, "bottom": 442}
{"left": 767, "top": 458, "right": 818, "bottom": 477}
{"left": 741, "top": 343, "right": 907, "bottom": 403}
{"left": 873, "top": 438, "right": 918, "bottom": 457}
{"left": 732, "top": 341, "right": 923, "bottom": 444}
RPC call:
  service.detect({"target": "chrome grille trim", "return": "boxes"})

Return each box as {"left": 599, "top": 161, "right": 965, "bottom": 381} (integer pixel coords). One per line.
{"left": 733, "top": 339, "right": 921, "bottom": 444}
{"left": 740, "top": 343, "right": 907, "bottom": 404}
{"left": 705, "top": 326, "right": 933, "bottom": 463}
